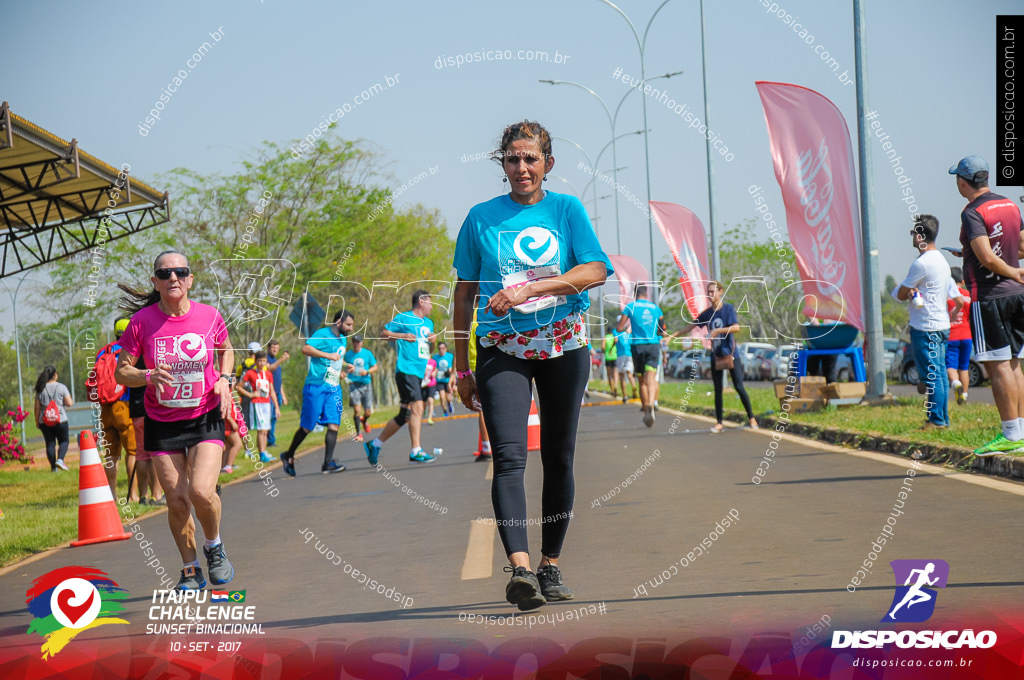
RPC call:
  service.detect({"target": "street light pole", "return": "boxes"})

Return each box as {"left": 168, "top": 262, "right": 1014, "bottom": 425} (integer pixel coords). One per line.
{"left": 68, "top": 326, "right": 98, "bottom": 403}
{"left": 541, "top": 70, "right": 681, "bottom": 257}
{"left": 595, "top": 0, "right": 676, "bottom": 299}
{"left": 0, "top": 278, "right": 30, "bottom": 444}
{"left": 853, "top": 0, "right": 886, "bottom": 399}
{"left": 699, "top": 0, "right": 720, "bottom": 280}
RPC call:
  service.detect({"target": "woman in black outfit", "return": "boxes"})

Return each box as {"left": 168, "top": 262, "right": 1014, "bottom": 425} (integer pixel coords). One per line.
{"left": 673, "top": 281, "right": 758, "bottom": 432}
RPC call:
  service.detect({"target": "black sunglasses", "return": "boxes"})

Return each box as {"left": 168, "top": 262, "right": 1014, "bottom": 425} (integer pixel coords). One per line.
{"left": 154, "top": 267, "right": 191, "bottom": 280}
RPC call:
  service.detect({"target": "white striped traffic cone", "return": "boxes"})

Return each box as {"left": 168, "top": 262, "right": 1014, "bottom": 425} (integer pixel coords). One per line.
{"left": 527, "top": 398, "right": 540, "bottom": 452}
{"left": 71, "top": 430, "right": 132, "bottom": 547}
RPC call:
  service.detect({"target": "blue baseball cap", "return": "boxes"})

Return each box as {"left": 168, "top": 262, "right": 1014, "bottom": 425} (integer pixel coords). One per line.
{"left": 948, "top": 155, "right": 989, "bottom": 181}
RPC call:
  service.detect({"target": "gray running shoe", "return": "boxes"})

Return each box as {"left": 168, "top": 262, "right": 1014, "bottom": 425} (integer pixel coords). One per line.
{"left": 642, "top": 407, "right": 655, "bottom": 428}
{"left": 175, "top": 565, "right": 206, "bottom": 591}
{"left": 536, "top": 564, "right": 575, "bottom": 601}
{"left": 504, "top": 566, "right": 546, "bottom": 611}
{"left": 203, "top": 543, "right": 235, "bottom": 585}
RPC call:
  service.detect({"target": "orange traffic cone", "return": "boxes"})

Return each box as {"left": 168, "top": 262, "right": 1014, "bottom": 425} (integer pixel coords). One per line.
{"left": 71, "top": 430, "right": 132, "bottom": 547}
{"left": 527, "top": 398, "right": 540, "bottom": 452}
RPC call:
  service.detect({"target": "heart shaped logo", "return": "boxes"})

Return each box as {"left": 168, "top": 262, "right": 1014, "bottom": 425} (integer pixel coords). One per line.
{"left": 513, "top": 227, "right": 558, "bottom": 267}
{"left": 50, "top": 578, "right": 101, "bottom": 629}
{"left": 174, "top": 332, "right": 207, "bottom": 362}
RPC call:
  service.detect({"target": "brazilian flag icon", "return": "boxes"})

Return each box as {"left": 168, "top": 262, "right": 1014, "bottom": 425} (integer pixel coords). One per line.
{"left": 229, "top": 590, "right": 246, "bottom": 602}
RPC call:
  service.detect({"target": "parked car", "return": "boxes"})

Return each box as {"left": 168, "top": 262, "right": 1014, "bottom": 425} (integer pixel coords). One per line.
{"left": 673, "top": 350, "right": 704, "bottom": 380}
{"left": 758, "top": 347, "right": 778, "bottom": 381}
{"left": 664, "top": 350, "right": 685, "bottom": 378}
{"left": 898, "top": 343, "right": 988, "bottom": 387}
{"left": 771, "top": 344, "right": 801, "bottom": 379}
{"left": 882, "top": 337, "right": 900, "bottom": 374}
{"left": 738, "top": 342, "right": 776, "bottom": 380}
{"left": 699, "top": 351, "right": 712, "bottom": 379}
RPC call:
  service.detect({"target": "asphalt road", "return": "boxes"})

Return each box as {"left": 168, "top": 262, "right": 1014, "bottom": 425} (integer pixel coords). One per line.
{"left": 2, "top": 398, "right": 1022, "bottom": 672}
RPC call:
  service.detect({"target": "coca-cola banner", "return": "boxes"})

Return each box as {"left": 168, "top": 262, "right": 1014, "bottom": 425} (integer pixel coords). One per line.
{"left": 650, "top": 201, "right": 712, "bottom": 319}
{"left": 606, "top": 255, "right": 649, "bottom": 309}
{"left": 755, "top": 81, "right": 865, "bottom": 331}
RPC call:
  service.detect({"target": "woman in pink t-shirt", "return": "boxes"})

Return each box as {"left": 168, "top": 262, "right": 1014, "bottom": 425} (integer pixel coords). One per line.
{"left": 114, "top": 249, "right": 236, "bottom": 592}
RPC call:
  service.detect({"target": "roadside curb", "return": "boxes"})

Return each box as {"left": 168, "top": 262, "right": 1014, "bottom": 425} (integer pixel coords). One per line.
{"left": 702, "top": 406, "right": 1024, "bottom": 483}
{"left": 585, "top": 388, "right": 1023, "bottom": 483}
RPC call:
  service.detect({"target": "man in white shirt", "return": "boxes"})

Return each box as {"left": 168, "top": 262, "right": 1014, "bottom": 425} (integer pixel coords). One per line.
{"left": 893, "top": 214, "right": 964, "bottom": 429}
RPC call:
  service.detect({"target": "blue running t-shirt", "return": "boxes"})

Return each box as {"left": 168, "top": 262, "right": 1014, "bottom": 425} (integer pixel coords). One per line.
{"left": 385, "top": 312, "right": 434, "bottom": 378}
{"left": 453, "top": 191, "right": 613, "bottom": 336}
{"left": 305, "top": 327, "right": 347, "bottom": 386}
{"left": 433, "top": 352, "right": 453, "bottom": 383}
{"left": 343, "top": 348, "right": 376, "bottom": 385}
{"left": 622, "top": 299, "right": 663, "bottom": 344}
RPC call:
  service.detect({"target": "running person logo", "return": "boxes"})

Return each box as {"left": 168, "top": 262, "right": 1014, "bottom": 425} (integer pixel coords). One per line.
{"left": 25, "top": 566, "right": 129, "bottom": 659}
{"left": 882, "top": 559, "right": 949, "bottom": 623}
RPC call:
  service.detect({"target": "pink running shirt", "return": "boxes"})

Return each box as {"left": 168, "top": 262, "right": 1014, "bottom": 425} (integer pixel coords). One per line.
{"left": 119, "top": 301, "right": 228, "bottom": 422}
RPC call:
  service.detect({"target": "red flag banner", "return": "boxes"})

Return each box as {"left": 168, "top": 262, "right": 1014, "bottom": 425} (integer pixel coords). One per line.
{"left": 650, "top": 201, "right": 712, "bottom": 319}
{"left": 755, "top": 81, "right": 865, "bottom": 331}
{"left": 606, "top": 255, "right": 649, "bottom": 309}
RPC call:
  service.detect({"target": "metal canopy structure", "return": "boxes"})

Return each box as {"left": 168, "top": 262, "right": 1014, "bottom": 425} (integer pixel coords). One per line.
{"left": 0, "top": 101, "right": 170, "bottom": 278}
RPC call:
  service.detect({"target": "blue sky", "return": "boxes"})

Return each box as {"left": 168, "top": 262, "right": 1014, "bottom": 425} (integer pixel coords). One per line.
{"left": 2, "top": 0, "right": 1020, "bottom": 333}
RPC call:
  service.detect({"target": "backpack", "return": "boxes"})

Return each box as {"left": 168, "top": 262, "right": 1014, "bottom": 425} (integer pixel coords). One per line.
{"left": 41, "top": 386, "right": 61, "bottom": 427}
{"left": 86, "top": 342, "right": 126, "bottom": 404}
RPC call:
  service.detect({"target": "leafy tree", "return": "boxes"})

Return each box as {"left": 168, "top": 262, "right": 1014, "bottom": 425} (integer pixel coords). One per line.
{"left": 659, "top": 221, "right": 805, "bottom": 344}
{"left": 881, "top": 274, "right": 909, "bottom": 338}
{"left": 43, "top": 135, "right": 455, "bottom": 409}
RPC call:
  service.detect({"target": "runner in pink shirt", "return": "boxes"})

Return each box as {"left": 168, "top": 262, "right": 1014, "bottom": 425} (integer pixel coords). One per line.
{"left": 115, "top": 249, "right": 236, "bottom": 591}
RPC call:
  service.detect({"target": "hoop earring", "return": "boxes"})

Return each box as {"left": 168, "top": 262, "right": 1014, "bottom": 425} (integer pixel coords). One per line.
{"left": 543, "top": 176, "right": 548, "bottom": 182}
{"left": 502, "top": 177, "right": 508, "bottom": 183}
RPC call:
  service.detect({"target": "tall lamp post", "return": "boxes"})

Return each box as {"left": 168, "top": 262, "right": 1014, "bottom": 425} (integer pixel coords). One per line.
{"left": 1, "top": 276, "right": 32, "bottom": 443}
{"left": 540, "top": 73, "right": 681, "bottom": 255}
{"left": 594, "top": 0, "right": 677, "bottom": 294}
{"left": 67, "top": 325, "right": 98, "bottom": 403}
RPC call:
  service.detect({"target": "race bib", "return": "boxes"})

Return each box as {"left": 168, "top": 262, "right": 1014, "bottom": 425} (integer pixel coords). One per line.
{"left": 324, "top": 359, "right": 344, "bottom": 387}
{"left": 503, "top": 265, "right": 566, "bottom": 314}
{"left": 256, "top": 377, "right": 271, "bottom": 398}
{"left": 418, "top": 332, "right": 430, "bottom": 359}
{"left": 154, "top": 333, "right": 208, "bottom": 408}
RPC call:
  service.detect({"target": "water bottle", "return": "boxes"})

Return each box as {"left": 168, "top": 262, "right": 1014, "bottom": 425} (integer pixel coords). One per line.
{"left": 433, "top": 447, "right": 444, "bottom": 457}
{"left": 910, "top": 290, "right": 924, "bottom": 309}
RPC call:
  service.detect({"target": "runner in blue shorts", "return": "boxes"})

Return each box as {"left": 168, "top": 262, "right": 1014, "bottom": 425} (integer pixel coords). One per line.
{"left": 363, "top": 289, "right": 438, "bottom": 465}
{"left": 279, "top": 310, "right": 355, "bottom": 476}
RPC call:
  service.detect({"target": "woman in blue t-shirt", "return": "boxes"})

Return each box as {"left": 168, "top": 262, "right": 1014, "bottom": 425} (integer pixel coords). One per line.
{"left": 451, "top": 120, "right": 613, "bottom": 612}
{"left": 674, "top": 281, "right": 758, "bottom": 433}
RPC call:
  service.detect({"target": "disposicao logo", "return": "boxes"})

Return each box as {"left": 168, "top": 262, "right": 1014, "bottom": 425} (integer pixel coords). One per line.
{"left": 883, "top": 559, "right": 948, "bottom": 623}
{"left": 832, "top": 559, "right": 997, "bottom": 650}
{"left": 26, "top": 566, "right": 129, "bottom": 659}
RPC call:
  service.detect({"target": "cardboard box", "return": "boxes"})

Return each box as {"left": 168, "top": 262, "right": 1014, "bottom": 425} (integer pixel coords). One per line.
{"left": 788, "top": 398, "right": 828, "bottom": 413}
{"left": 798, "top": 376, "right": 828, "bottom": 400}
{"left": 774, "top": 380, "right": 797, "bottom": 399}
{"left": 821, "top": 382, "right": 867, "bottom": 400}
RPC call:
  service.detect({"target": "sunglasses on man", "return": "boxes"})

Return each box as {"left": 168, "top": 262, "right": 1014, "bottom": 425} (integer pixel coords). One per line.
{"left": 154, "top": 267, "right": 191, "bottom": 280}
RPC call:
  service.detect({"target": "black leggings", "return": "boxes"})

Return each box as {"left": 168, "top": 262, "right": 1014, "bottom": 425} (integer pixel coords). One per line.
{"left": 711, "top": 356, "right": 755, "bottom": 423}
{"left": 40, "top": 421, "right": 70, "bottom": 470}
{"left": 476, "top": 343, "right": 590, "bottom": 559}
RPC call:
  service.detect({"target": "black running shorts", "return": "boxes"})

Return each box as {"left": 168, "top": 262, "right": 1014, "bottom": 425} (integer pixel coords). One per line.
{"left": 631, "top": 343, "right": 661, "bottom": 375}
{"left": 970, "top": 292, "right": 1024, "bottom": 362}
{"left": 395, "top": 371, "right": 424, "bottom": 404}
{"left": 145, "top": 407, "right": 225, "bottom": 454}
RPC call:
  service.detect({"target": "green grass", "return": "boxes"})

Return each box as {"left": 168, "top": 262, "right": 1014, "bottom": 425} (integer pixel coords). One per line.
{"left": 590, "top": 379, "right": 1000, "bottom": 451}
{"left": 0, "top": 404, "right": 395, "bottom": 567}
